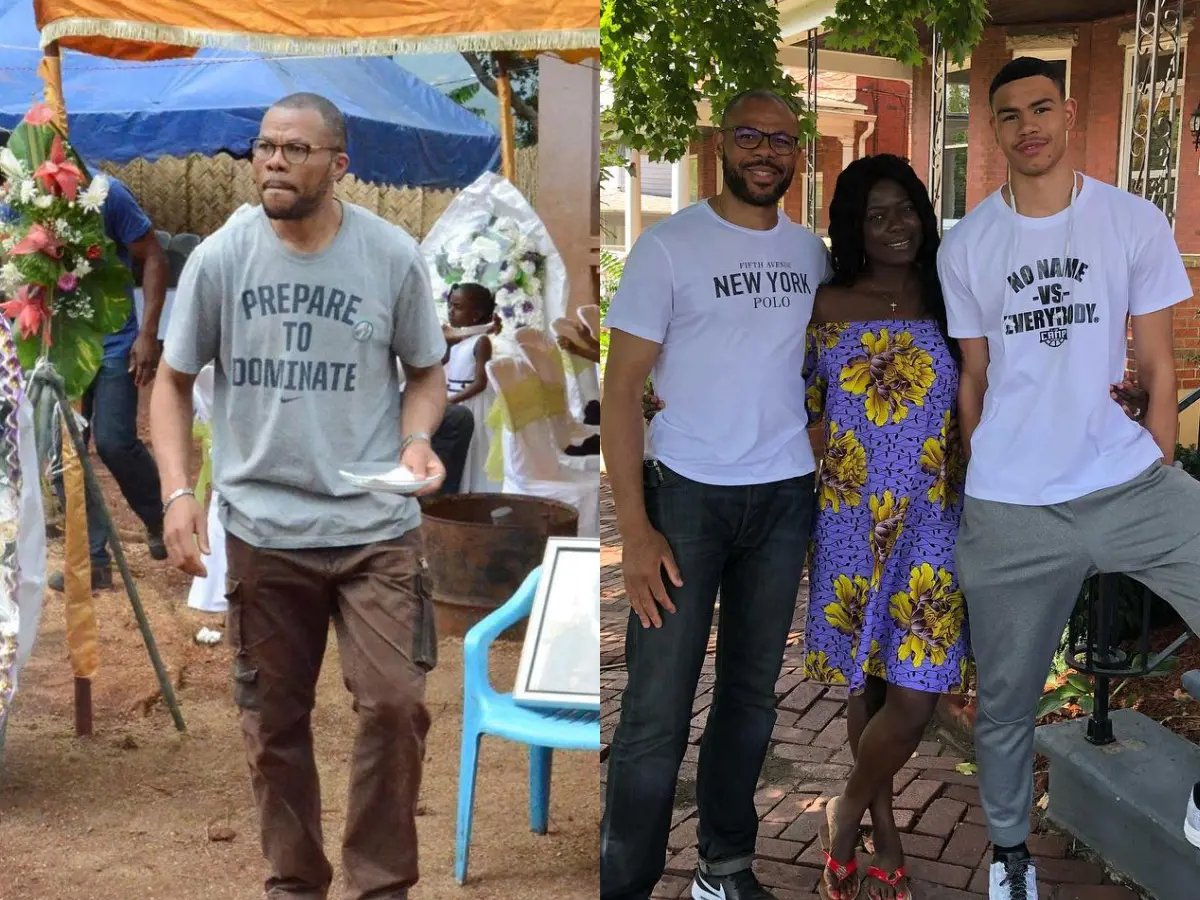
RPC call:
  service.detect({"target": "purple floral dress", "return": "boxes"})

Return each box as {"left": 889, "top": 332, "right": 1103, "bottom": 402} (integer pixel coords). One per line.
{"left": 802, "top": 319, "right": 969, "bottom": 696}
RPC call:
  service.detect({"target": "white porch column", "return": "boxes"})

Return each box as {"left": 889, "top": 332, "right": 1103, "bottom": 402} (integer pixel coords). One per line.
{"left": 671, "top": 157, "right": 691, "bottom": 212}
{"left": 840, "top": 137, "right": 855, "bottom": 170}
{"left": 625, "top": 149, "right": 643, "bottom": 251}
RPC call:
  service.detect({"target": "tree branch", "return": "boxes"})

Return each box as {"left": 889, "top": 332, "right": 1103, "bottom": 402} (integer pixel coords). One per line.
{"left": 461, "top": 51, "right": 540, "bottom": 139}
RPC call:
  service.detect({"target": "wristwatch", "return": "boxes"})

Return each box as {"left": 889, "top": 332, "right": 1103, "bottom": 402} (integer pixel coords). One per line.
{"left": 162, "top": 487, "right": 196, "bottom": 515}
{"left": 400, "top": 432, "right": 432, "bottom": 456}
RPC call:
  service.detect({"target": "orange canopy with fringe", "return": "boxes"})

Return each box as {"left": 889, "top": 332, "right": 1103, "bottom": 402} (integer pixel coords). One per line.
{"left": 33, "top": 0, "right": 598, "bottom": 61}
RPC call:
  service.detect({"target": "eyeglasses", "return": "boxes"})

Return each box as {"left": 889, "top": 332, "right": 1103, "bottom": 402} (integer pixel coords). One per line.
{"left": 721, "top": 126, "right": 800, "bottom": 156}
{"left": 250, "top": 138, "right": 343, "bottom": 165}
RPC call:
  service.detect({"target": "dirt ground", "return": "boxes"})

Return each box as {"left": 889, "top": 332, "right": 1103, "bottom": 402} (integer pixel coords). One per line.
{"left": 0, "top": 403, "right": 599, "bottom": 900}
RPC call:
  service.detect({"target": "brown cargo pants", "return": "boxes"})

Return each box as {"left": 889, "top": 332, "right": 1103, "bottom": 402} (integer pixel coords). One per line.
{"left": 224, "top": 528, "right": 438, "bottom": 900}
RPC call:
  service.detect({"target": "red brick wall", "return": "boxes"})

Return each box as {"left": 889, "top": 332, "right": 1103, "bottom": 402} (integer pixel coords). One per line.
{"left": 1177, "top": 275, "right": 1200, "bottom": 389}
{"left": 1172, "top": 27, "right": 1200, "bottom": 251}
{"left": 911, "top": 61, "right": 932, "bottom": 188}
{"left": 962, "top": 29, "right": 1010, "bottom": 209}
{"left": 856, "top": 77, "right": 913, "bottom": 158}
{"left": 819, "top": 136, "right": 844, "bottom": 230}
{"left": 695, "top": 131, "right": 717, "bottom": 200}
{"left": 1082, "top": 20, "right": 1125, "bottom": 186}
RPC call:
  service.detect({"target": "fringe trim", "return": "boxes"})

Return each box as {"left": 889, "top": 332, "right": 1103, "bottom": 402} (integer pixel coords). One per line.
{"left": 40, "top": 17, "right": 599, "bottom": 57}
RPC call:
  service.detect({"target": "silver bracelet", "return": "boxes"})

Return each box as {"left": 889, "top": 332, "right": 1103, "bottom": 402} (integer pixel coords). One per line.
{"left": 162, "top": 487, "right": 196, "bottom": 515}
{"left": 400, "top": 432, "right": 432, "bottom": 456}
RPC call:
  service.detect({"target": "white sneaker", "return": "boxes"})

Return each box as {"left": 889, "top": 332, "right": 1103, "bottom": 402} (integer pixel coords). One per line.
{"left": 989, "top": 856, "right": 1037, "bottom": 900}
{"left": 1185, "top": 782, "right": 1200, "bottom": 849}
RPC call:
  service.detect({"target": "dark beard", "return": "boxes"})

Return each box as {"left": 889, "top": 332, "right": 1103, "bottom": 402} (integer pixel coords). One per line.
{"left": 722, "top": 157, "right": 794, "bottom": 207}
{"left": 261, "top": 188, "right": 324, "bottom": 221}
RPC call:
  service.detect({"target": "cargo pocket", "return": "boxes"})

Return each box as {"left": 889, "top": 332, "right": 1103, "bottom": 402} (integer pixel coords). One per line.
{"left": 225, "top": 577, "right": 261, "bottom": 710}
{"left": 413, "top": 555, "right": 438, "bottom": 673}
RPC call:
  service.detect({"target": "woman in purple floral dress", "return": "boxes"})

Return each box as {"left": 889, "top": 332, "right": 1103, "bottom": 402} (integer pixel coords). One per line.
{"left": 804, "top": 156, "right": 966, "bottom": 900}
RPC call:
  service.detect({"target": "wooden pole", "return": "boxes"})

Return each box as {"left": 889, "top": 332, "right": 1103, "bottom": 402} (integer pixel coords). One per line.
{"left": 40, "top": 41, "right": 97, "bottom": 738}
{"left": 495, "top": 54, "right": 518, "bottom": 183}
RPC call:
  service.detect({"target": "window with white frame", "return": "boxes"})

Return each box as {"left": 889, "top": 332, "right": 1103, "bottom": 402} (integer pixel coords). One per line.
{"left": 1012, "top": 46, "right": 1072, "bottom": 98}
{"left": 942, "top": 64, "right": 971, "bottom": 229}
{"left": 1118, "top": 40, "right": 1188, "bottom": 221}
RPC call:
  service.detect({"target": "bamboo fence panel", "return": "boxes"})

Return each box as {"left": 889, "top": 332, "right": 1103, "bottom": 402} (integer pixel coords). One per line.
{"left": 100, "top": 147, "right": 537, "bottom": 239}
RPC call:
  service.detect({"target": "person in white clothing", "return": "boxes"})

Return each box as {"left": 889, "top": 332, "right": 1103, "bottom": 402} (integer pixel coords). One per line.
{"left": 0, "top": 314, "right": 46, "bottom": 762}
{"left": 442, "top": 282, "right": 500, "bottom": 493}
{"left": 938, "top": 56, "right": 1200, "bottom": 900}
{"left": 601, "top": 89, "right": 829, "bottom": 900}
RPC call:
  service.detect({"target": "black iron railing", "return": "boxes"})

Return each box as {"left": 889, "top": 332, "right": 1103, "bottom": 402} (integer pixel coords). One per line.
{"left": 1069, "top": 385, "right": 1200, "bottom": 745}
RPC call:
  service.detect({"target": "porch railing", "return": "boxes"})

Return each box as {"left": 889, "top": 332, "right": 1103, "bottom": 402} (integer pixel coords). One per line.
{"left": 1068, "top": 384, "right": 1200, "bottom": 745}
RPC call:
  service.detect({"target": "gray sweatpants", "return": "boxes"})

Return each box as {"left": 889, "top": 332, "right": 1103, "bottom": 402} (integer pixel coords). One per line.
{"left": 957, "top": 462, "right": 1200, "bottom": 848}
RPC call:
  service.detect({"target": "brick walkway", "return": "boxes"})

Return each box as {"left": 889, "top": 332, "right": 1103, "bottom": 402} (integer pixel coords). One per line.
{"left": 599, "top": 481, "right": 1141, "bottom": 900}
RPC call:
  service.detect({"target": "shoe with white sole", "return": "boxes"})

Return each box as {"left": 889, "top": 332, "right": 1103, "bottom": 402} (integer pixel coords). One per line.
{"left": 1185, "top": 782, "right": 1200, "bottom": 849}
{"left": 691, "top": 866, "right": 776, "bottom": 900}
{"left": 989, "top": 854, "right": 1037, "bottom": 900}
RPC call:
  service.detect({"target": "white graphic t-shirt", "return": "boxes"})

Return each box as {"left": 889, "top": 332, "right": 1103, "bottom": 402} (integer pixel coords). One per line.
{"left": 604, "top": 201, "right": 830, "bottom": 485}
{"left": 938, "top": 176, "right": 1193, "bottom": 505}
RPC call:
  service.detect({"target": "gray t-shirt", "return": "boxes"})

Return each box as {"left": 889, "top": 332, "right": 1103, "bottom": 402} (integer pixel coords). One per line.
{"left": 163, "top": 202, "right": 446, "bottom": 550}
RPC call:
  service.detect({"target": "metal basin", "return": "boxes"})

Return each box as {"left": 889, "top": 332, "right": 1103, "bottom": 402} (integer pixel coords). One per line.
{"left": 419, "top": 493, "right": 578, "bottom": 639}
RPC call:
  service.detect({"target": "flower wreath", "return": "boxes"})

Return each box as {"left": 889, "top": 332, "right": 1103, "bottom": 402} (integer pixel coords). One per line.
{"left": 432, "top": 213, "right": 548, "bottom": 331}
{"left": 0, "top": 103, "right": 132, "bottom": 400}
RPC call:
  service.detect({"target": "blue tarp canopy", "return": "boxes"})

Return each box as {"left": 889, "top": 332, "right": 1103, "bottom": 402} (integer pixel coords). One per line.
{"left": 0, "top": 1, "right": 500, "bottom": 188}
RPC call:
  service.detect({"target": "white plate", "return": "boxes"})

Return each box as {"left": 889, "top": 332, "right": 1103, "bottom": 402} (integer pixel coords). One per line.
{"left": 446, "top": 324, "right": 492, "bottom": 339}
{"left": 338, "top": 462, "right": 441, "bottom": 495}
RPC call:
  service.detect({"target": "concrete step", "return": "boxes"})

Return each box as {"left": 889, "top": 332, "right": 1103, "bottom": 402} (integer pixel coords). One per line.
{"left": 1035, "top": 708, "right": 1200, "bottom": 900}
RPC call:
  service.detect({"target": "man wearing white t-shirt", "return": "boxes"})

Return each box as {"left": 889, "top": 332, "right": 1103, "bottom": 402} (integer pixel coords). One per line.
{"left": 600, "top": 90, "right": 828, "bottom": 900}
{"left": 939, "top": 56, "right": 1200, "bottom": 900}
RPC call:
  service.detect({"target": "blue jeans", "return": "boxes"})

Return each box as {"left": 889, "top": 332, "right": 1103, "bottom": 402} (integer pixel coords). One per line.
{"left": 600, "top": 462, "right": 816, "bottom": 900}
{"left": 53, "top": 352, "right": 164, "bottom": 567}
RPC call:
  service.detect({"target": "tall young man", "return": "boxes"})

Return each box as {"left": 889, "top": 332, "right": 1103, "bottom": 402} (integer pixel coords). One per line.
{"left": 938, "top": 56, "right": 1200, "bottom": 900}
{"left": 600, "top": 90, "right": 829, "bottom": 900}
{"left": 150, "top": 92, "right": 446, "bottom": 900}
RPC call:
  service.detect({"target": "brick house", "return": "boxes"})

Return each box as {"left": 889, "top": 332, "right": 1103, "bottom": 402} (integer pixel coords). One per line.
{"left": 688, "top": 0, "right": 1200, "bottom": 436}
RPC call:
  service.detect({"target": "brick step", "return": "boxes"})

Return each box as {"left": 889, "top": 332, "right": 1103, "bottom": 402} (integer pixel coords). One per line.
{"left": 1035, "top": 708, "right": 1200, "bottom": 900}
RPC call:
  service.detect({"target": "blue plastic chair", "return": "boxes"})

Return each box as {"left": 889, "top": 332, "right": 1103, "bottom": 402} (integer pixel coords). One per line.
{"left": 455, "top": 566, "right": 602, "bottom": 885}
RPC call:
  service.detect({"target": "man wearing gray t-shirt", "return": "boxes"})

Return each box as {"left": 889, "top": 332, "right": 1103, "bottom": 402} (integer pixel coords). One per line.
{"left": 149, "top": 93, "right": 447, "bottom": 900}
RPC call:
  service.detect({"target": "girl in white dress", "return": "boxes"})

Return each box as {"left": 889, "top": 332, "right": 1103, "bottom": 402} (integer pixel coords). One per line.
{"left": 443, "top": 283, "right": 502, "bottom": 493}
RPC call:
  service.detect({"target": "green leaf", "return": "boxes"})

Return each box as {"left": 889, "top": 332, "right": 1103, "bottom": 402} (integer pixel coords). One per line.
{"left": 954, "top": 762, "right": 977, "bottom": 776}
{"left": 47, "top": 315, "right": 103, "bottom": 401}
{"left": 1036, "top": 689, "right": 1072, "bottom": 721}
{"left": 1066, "top": 673, "right": 1093, "bottom": 695}
{"left": 1077, "top": 694, "right": 1095, "bottom": 715}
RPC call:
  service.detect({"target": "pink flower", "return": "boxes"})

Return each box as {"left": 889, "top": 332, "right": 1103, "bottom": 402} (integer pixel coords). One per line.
{"left": 23, "top": 103, "right": 55, "bottom": 126}
{"left": 33, "top": 135, "right": 82, "bottom": 201}
{"left": 9, "top": 224, "right": 64, "bottom": 260}
{"left": 0, "top": 284, "right": 52, "bottom": 345}
{"left": 57, "top": 272, "right": 79, "bottom": 293}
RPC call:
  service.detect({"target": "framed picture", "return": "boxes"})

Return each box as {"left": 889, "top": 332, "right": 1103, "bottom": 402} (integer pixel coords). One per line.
{"left": 513, "top": 537, "right": 601, "bottom": 710}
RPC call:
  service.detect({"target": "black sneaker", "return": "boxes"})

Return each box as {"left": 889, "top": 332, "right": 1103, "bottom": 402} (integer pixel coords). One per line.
{"left": 47, "top": 565, "right": 114, "bottom": 593}
{"left": 147, "top": 528, "right": 168, "bottom": 561}
{"left": 691, "top": 867, "right": 776, "bottom": 900}
{"left": 988, "top": 854, "right": 1037, "bottom": 900}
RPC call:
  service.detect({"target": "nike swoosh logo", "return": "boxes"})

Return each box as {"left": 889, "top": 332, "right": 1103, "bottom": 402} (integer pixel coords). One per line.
{"left": 692, "top": 874, "right": 725, "bottom": 900}
{"left": 280, "top": 396, "right": 301, "bottom": 403}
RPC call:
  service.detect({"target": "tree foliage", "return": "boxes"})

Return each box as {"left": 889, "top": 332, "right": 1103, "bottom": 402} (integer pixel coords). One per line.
{"left": 459, "top": 52, "right": 539, "bottom": 147}
{"left": 822, "top": 0, "right": 987, "bottom": 67}
{"left": 602, "top": 0, "right": 989, "bottom": 163}
{"left": 601, "top": 0, "right": 811, "bottom": 164}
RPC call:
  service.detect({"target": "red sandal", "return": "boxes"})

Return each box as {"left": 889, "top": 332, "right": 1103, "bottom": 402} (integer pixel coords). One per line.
{"left": 865, "top": 864, "right": 911, "bottom": 900}
{"left": 819, "top": 851, "right": 861, "bottom": 900}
